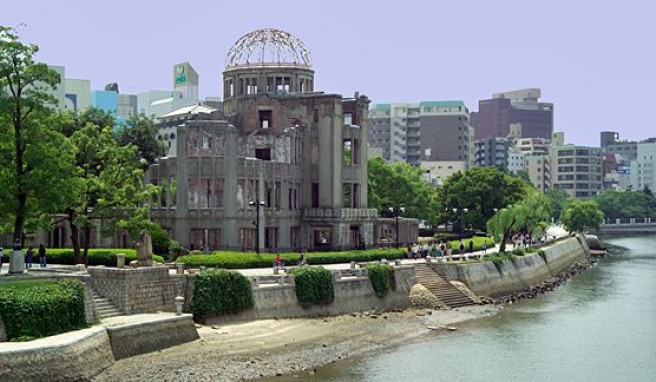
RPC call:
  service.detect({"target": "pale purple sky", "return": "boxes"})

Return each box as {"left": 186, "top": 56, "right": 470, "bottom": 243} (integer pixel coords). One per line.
{"left": 2, "top": 0, "right": 654, "bottom": 146}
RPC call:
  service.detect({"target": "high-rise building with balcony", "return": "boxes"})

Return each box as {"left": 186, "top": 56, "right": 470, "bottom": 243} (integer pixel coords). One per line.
{"left": 368, "top": 100, "right": 473, "bottom": 167}
{"left": 550, "top": 145, "right": 603, "bottom": 198}
{"left": 474, "top": 137, "right": 509, "bottom": 170}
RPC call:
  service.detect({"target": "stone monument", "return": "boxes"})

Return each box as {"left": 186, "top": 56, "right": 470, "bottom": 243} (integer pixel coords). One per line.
{"left": 8, "top": 238, "right": 25, "bottom": 274}
{"left": 136, "top": 230, "right": 154, "bottom": 266}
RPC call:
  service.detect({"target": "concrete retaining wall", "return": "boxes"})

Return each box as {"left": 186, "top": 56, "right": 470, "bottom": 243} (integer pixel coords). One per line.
{"left": 0, "top": 314, "right": 199, "bottom": 381}
{"left": 0, "top": 327, "right": 114, "bottom": 382}
{"left": 206, "top": 266, "right": 415, "bottom": 324}
{"left": 433, "top": 236, "right": 589, "bottom": 297}
{"left": 105, "top": 314, "right": 199, "bottom": 360}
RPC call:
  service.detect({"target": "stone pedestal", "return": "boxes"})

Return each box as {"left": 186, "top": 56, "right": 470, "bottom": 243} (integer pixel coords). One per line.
{"left": 116, "top": 253, "right": 126, "bottom": 269}
{"left": 9, "top": 249, "right": 25, "bottom": 274}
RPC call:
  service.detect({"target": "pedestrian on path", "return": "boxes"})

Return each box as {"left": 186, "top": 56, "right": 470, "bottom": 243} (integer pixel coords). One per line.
{"left": 469, "top": 239, "right": 474, "bottom": 253}
{"left": 39, "top": 244, "right": 47, "bottom": 268}
{"left": 459, "top": 239, "right": 465, "bottom": 255}
{"left": 25, "top": 246, "right": 34, "bottom": 269}
{"left": 482, "top": 241, "right": 487, "bottom": 254}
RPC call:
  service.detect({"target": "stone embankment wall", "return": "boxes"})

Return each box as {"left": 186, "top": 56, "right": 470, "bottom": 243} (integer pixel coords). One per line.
{"left": 105, "top": 314, "right": 199, "bottom": 360}
{"left": 0, "top": 314, "right": 198, "bottom": 381}
{"left": 0, "top": 327, "right": 114, "bottom": 382}
{"left": 206, "top": 266, "right": 416, "bottom": 324}
{"left": 433, "top": 235, "right": 590, "bottom": 297}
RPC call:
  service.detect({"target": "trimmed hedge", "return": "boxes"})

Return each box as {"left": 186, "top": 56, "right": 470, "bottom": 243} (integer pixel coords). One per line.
{"left": 0, "top": 279, "right": 87, "bottom": 341}
{"left": 190, "top": 269, "right": 254, "bottom": 321}
{"left": 290, "top": 267, "right": 335, "bottom": 306}
{"left": 45, "top": 249, "right": 165, "bottom": 266}
{"left": 365, "top": 264, "right": 392, "bottom": 297}
{"left": 176, "top": 248, "right": 406, "bottom": 269}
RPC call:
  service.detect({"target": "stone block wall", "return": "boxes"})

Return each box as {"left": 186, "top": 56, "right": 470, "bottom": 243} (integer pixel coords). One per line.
{"left": 88, "top": 266, "right": 181, "bottom": 314}
{"left": 106, "top": 314, "right": 199, "bottom": 360}
{"left": 0, "top": 327, "right": 114, "bottom": 382}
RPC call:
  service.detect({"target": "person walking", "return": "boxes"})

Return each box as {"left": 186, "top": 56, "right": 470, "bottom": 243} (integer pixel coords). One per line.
{"left": 482, "top": 241, "right": 487, "bottom": 254}
{"left": 26, "top": 246, "right": 34, "bottom": 269}
{"left": 469, "top": 239, "right": 474, "bottom": 253}
{"left": 459, "top": 239, "right": 465, "bottom": 255}
{"left": 39, "top": 244, "right": 47, "bottom": 268}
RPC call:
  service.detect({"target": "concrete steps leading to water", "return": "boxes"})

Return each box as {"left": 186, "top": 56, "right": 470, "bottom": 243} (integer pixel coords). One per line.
{"left": 92, "top": 290, "right": 122, "bottom": 319}
{"left": 414, "top": 264, "right": 477, "bottom": 308}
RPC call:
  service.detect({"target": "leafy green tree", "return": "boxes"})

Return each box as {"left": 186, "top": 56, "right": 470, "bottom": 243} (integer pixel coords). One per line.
{"left": 561, "top": 199, "right": 605, "bottom": 232}
{"left": 437, "top": 166, "right": 528, "bottom": 231}
{"left": 0, "top": 26, "right": 75, "bottom": 242}
{"left": 367, "top": 158, "right": 436, "bottom": 223}
{"left": 485, "top": 190, "right": 550, "bottom": 253}
{"left": 116, "top": 113, "right": 166, "bottom": 169}
{"left": 545, "top": 188, "right": 570, "bottom": 222}
{"left": 594, "top": 190, "right": 655, "bottom": 220}
{"left": 63, "top": 121, "right": 156, "bottom": 264}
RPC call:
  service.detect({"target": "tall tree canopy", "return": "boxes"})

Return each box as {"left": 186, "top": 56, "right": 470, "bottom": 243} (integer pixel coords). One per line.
{"left": 545, "top": 188, "right": 570, "bottom": 222}
{"left": 56, "top": 108, "right": 155, "bottom": 264}
{"left": 0, "top": 26, "right": 75, "bottom": 242}
{"left": 367, "top": 157, "right": 436, "bottom": 223}
{"left": 594, "top": 190, "right": 656, "bottom": 220}
{"left": 437, "top": 166, "right": 529, "bottom": 231}
{"left": 116, "top": 113, "right": 166, "bottom": 169}
{"left": 561, "top": 199, "right": 605, "bottom": 233}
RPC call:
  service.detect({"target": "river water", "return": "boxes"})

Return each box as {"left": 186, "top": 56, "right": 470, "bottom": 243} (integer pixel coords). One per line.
{"left": 291, "top": 235, "right": 656, "bottom": 382}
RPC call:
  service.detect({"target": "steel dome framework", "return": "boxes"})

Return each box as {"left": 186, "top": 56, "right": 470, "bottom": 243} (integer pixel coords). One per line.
{"left": 225, "top": 28, "right": 312, "bottom": 68}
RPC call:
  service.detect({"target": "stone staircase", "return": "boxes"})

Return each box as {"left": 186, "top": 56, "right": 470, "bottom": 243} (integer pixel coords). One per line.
{"left": 92, "top": 290, "right": 122, "bottom": 319}
{"left": 414, "top": 264, "right": 477, "bottom": 308}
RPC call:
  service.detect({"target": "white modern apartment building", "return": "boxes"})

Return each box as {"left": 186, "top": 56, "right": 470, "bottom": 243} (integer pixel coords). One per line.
{"left": 631, "top": 141, "right": 656, "bottom": 191}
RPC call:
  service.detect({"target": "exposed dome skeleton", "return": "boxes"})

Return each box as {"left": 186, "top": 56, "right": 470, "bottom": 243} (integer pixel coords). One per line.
{"left": 225, "top": 28, "right": 312, "bottom": 68}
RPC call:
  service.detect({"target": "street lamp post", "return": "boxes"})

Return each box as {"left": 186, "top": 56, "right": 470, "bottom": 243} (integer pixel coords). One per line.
{"left": 249, "top": 200, "right": 265, "bottom": 254}
{"left": 452, "top": 208, "right": 469, "bottom": 239}
{"left": 388, "top": 206, "right": 406, "bottom": 248}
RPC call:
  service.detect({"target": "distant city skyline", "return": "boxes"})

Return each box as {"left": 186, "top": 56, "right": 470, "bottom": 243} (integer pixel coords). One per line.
{"left": 2, "top": 0, "right": 654, "bottom": 146}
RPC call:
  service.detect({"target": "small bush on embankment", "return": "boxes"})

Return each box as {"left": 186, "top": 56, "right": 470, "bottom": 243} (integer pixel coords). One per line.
{"left": 175, "top": 248, "right": 405, "bottom": 269}
{"left": 0, "top": 279, "right": 87, "bottom": 341}
{"left": 291, "top": 267, "right": 335, "bottom": 306}
{"left": 46, "top": 249, "right": 165, "bottom": 266}
{"left": 365, "top": 264, "right": 392, "bottom": 297}
{"left": 190, "top": 269, "right": 254, "bottom": 321}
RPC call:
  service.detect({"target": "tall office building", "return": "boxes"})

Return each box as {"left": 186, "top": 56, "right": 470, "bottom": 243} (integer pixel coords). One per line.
{"left": 550, "top": 145, "right": 603, "bottom": 198}
{"left": 368, "top": 100, "right": 473, "bottom": 167}
{"left": 471, "top": 88, "right": 553, "bottom": 140}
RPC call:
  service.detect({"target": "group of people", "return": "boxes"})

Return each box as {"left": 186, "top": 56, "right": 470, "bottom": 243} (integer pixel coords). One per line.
{"left": 0, "top": 244, "right": 47, "bottom": 270}
{"left": 273, "top": 249, "right": 307, "bottom": 268}
{"left": 406, "top": 238, "right": 487, "bottom": 259}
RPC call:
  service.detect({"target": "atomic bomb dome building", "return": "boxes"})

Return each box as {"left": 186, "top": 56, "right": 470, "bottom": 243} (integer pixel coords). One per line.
{"left": 147, "top": 28, "right": 380, "bottom": 251}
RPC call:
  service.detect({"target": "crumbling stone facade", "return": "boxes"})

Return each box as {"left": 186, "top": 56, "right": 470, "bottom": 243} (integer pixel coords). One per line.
{"left": 148, "top": 29, "right": 377, "bottom": 252}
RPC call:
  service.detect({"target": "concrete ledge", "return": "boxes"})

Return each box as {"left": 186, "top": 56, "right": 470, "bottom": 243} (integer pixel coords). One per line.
{"left": 104, "top": 313, "right": 199, "bottom": 360}
{"left": 0, "top": 327, "right": 114, "bottom": 382}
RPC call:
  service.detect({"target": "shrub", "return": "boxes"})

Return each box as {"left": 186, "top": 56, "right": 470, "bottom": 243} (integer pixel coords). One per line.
{"left": 148, "top": 224, "right": 172, "bottom": 257}
{"left": 0, "top": 279, "right": 87, "bottom": 341}
{"left": 176, "top": 248, "right": 406, "bottom": 269}
{"left": 45, "top": 249, "right": 164, "bottom": 266}
{"left": 190, "top": 269, "right": 254, "bottom": 321}
{"left": 291, "top": 267, "right": 335, "bottom": 306}
{"left": 365, "top": 264, "right": 392, "bottom": 297}
{"left": 512, "top": 247, "right": 526, "bottom": 256}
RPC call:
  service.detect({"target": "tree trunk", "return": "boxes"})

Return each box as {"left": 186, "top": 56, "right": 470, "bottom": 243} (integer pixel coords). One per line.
{"left": 500, "top": 231, "right": 508, "bottom": 253}
{"left": 82, "top": 226, "right": 92, "bottom": 266}
{"left": 13, "top": 106, "right": 26, "bottom": 246}
{"left": 68, "top": 210, "right": 82, "bottom": 264}
{"left": 12, "top": 195, "right": 26, "bottom": 245}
